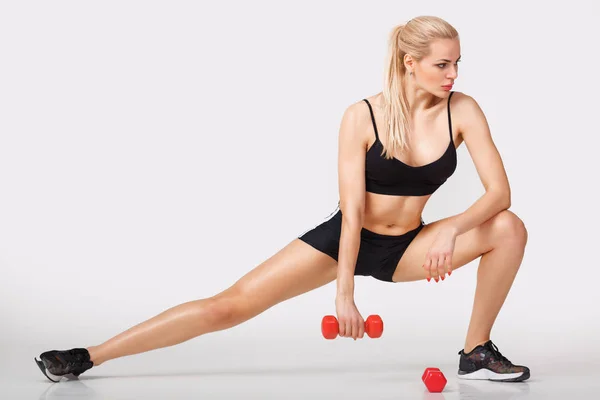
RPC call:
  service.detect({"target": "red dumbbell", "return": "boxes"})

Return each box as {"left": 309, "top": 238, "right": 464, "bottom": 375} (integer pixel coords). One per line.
{"left": 422, "top": 367, "right": 447, "bottom": 393}
{"left": 321, "top": 315, "right": 383, "bottom": 339}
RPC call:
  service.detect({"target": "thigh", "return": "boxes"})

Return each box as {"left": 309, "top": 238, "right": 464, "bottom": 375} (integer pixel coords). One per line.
{"left": 391, "top": 213, "right": 499, "bottom": 283}
{"left": 220, "top": 238, "right": 338, "bottom": 315}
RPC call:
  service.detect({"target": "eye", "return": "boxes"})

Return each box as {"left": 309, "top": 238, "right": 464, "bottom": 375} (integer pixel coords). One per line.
{"left": 438, "top": 60, "right": 461, "bottom": 68}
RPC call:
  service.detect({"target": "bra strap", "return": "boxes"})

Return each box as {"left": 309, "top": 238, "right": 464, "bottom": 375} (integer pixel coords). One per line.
{"left": 365, "top": 94, "right": 454, "bottom": 143}
{"left": 447, "top": 91, "right": 455, "bottom": 142}
{"left": 363, "top": 99, "right": 380, "bottom": 141}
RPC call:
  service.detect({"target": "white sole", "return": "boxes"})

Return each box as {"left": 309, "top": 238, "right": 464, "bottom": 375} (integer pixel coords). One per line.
{"left": 35, "top": 357, "right": 63, "bottom": 383}
{"left": 458, "top": 368, "right": 523, "bottom": 381}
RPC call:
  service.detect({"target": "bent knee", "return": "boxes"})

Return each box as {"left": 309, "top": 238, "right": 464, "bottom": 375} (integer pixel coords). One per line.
{"left": 489, "top": 210, "right": 528, "bottom": 245}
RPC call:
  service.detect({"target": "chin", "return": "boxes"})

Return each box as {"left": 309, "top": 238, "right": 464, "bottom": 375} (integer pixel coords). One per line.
{"left": 431, "top": 90, "right": 447, "bottom": 98}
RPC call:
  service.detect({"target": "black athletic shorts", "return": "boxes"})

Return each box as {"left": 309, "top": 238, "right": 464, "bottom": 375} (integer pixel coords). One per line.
{"left": 298, "top": 204, "right": 424, "bottom": 282}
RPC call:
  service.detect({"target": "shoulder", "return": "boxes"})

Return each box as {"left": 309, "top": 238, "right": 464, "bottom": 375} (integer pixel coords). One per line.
{"left": 449, "top": 90, "right": 479, "bottom": 113}
{"left": 448, "top": 91, "right": 489, "bottom": 140}
{"left": 342, "top": 97, "right": 372, "bottom": 122}
{"left": 338, "top": 98, "right": 374, "bottom": 147}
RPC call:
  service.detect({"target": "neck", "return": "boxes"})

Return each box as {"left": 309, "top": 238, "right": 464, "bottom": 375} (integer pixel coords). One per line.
{"left": 403, "top": 76, "right": 444, "bottom": 115}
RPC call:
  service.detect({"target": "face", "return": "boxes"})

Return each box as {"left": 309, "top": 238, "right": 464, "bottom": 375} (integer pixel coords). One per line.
{"left": 406, "top": 38, "right": 461, "bottom": 96}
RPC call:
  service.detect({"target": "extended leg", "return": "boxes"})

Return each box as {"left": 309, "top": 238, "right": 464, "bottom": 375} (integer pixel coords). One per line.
{"left": 83, "top": 239, "right": 337, "bottom": 366}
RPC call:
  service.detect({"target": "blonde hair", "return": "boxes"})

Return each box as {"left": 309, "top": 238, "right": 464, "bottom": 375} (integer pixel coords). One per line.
{"left": 381, "top": 16, "right": 459, "bottom": 159}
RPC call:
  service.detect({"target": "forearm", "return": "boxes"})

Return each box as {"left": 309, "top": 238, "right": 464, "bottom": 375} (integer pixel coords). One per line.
{"left": 336, "top": 218, "right": 362, "bottom": 296}
{"left": 446, "top": 189, "right": 510, "bottom": 236}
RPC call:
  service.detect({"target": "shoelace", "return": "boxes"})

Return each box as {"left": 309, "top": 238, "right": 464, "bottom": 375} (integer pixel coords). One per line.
{"left": 65, "top": 350, "right": 87, "bottom": 369}
{"left": 488, "top": 341, "right": 512, "bottom": 364}
{"left": 66, "top": 360, "right": 83, "bottom": 369}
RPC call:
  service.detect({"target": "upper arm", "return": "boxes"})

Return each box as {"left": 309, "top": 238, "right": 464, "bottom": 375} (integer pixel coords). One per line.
{"left": 337, "top": 103, "right": 367, "bottom": 224}
{"left": 457, "top": 93, "right": 511, "bottom": 205}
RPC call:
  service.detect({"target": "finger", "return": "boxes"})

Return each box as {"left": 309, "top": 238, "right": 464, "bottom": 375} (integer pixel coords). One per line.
{"left": 442, "top": 253, "right": 451, "bottom": 277}
{"left": 339, "top": 319, "right": 345, "bottom": 337}
{"left": 447, "top": 253, "right": 453, "bottom": 276}
{"left": 424, "top": 256, "right": 432, "bottom": 281}
{"left": 345, "top": 321, "right": 352, "bottom": 338}
{"left": 430, "top": 256, "right": 437, "bottom": 281}
{"left": 358, "top": 320, "right": 365, "bottom": 339}
{"left": 352, "top": 320, "right": 358, "bottom": 340}
{"left": 342, "top": 319, "right": 350, "bottom": 337}
{"left": 437, "top": 254, "right": 446, "bottom": 280}
{"left": 430, "top": 257, "right": 439, "bottom": 281}
{"left": 439, "top": 254, "right": 446, "bottom": 280}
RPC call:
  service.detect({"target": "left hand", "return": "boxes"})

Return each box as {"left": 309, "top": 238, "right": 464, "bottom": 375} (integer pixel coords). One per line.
{"left": 422, "top": 226, "right": 458, "bottom": 282}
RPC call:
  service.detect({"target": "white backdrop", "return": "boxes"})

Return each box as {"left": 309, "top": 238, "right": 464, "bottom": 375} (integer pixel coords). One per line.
{"left": 0, "top": 0, "right": 598, "bottom": 379}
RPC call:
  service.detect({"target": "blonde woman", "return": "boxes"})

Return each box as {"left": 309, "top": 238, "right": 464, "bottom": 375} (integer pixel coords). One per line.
{"left": 36, "top": 16, "right": 530, "bottom": 383}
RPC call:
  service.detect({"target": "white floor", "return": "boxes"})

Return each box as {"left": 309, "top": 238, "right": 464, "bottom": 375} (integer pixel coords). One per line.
{"left": 2, "top": 341, "right": 599, "bottom": 399}
{"left": 4, "top": 365, "right": 599, "bottom": 400}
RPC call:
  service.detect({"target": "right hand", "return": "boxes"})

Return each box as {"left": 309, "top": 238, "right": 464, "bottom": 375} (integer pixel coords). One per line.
{"left": 335, "top": 295, "right": 364, "bottom": 340}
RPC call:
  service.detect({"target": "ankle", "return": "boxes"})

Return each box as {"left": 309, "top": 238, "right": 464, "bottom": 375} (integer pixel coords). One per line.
{"left": 86, "top": 346, "right": 104, "bottom": 367}
{"left": 464, "top": 339, "right": 489, "bottom": 354}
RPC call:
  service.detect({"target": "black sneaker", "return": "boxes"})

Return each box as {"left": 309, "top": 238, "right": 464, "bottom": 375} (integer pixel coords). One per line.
{"left": 457, "top": 340, "right": 530, "bottom": 382}
{"left": 34, "top": 348, "right": 94, "bottom": 382}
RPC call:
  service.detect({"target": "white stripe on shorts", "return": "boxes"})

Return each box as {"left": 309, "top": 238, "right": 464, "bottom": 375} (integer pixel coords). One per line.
{"left": 297, "top": 201, "right": 340, "bottom": 237}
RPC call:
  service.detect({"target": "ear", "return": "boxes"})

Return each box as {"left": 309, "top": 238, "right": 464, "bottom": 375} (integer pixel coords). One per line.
{"left": 403, "top": 54, "right": 414, "bottom": 71}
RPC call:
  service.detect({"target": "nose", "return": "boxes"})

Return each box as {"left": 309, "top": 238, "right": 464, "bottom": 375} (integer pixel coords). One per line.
{"left": 447, "top": 65, "right": 458, "bottom": 80}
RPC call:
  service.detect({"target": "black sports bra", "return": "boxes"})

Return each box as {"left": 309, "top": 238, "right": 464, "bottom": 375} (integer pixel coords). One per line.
{"left": 363, "top": 92, "right": 457, "bottom": 196}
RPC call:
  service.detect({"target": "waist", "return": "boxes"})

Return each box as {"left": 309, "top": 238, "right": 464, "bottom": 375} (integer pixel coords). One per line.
{"left": 362, "top": 193, "right": 428, "bottom": 235}
{"left": 361, "top": 217, "right": 424, "bottom": 236}
{"left": 333, "top": 210, "right": 424, "bottom": 238}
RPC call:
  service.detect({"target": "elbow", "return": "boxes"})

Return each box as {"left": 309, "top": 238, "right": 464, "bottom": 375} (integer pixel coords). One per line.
{"left": 339, "top": 206, "right": 364, "bottom": 230}
{"left": 342, "top": 212, "right": 364, "bottom": 230}
{"left": 500, "top": 189, "right": 511, "bottom": 210}
{"left": 487, "top": 184, "right": 511, "bottom": 210}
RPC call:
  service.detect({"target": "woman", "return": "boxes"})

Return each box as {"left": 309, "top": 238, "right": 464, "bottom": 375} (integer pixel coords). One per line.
{"left": 35, "top": 16, "right": 530, "bottom": 383}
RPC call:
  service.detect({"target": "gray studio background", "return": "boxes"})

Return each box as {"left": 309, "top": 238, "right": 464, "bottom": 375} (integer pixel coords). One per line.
{"left": 1, "top": 0, "right": 598, "bottom": 388}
